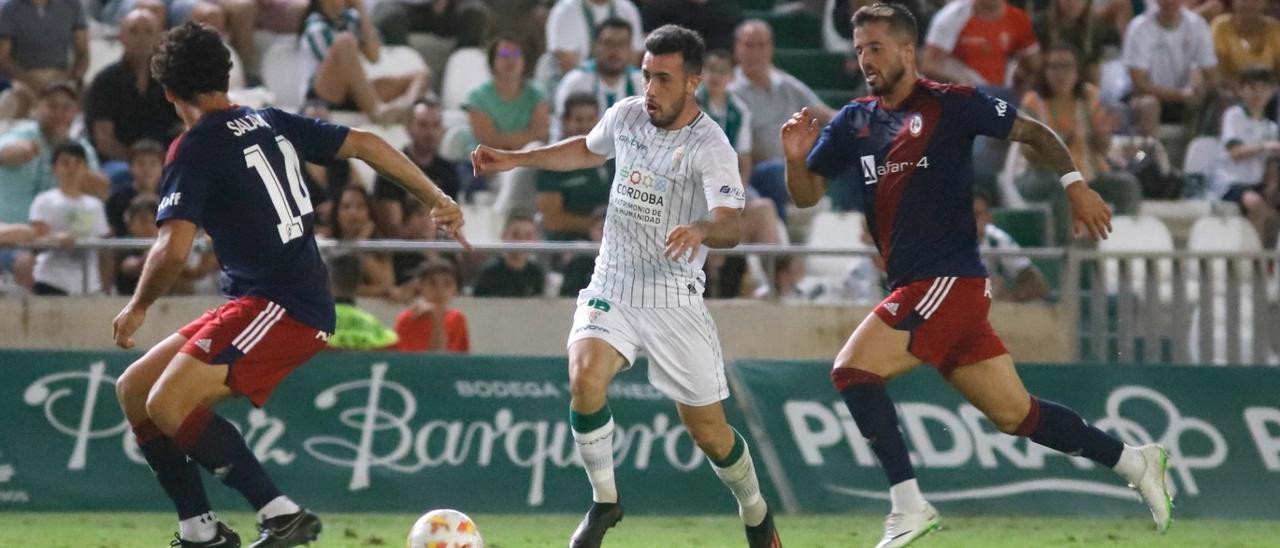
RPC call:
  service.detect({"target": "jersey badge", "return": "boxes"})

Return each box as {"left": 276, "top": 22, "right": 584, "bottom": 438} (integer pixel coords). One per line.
{"left": 884, "top": 302, "right": 900, "bottom": 316}
{"left": 672, "top": 145, "right": 686, "bottom": 169}
{"left": 908, "top": 113, "right": 923, "bottom": 137}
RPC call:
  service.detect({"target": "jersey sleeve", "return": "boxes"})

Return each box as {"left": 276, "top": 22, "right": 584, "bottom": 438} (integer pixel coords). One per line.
{"left": 585, "top": 101, "right": 622, "bottom": 158}
{"left": 735, "top": 99, "right": 754, "bottom": 155}
{"left": 700, "top": 139, "right": 747, "bottom": 210}
{"left": 91, "top": 198, "right": 110, "bottom": 237}
{"left": 28, "top": 192, "right": 52, "bottom": 224}
{"left": 155, "top": 138, "right": 212, "bottom": 227}
{"left": 264, "top": 108, "right": 350, "bottom": 165}
{"left": 1219, "top": 106, "right": 1248, "bottom": 148}
{"left": 952, "top": 88, "right": 1017, "bottom": 139}
{"left": 806, "top": 106, "right": 858, "bottom": 179}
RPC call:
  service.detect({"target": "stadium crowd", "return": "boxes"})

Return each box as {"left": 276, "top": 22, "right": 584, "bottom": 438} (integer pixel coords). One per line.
{"left": 0, "top": 0, "right": 1278, "bottom": 326}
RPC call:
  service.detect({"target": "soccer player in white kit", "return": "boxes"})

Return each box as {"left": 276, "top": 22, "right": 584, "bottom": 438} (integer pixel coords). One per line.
{"left": 472, "top": 24, "right": 782, "bottom": 548}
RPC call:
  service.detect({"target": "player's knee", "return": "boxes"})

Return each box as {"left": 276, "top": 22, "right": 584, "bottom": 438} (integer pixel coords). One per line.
{"left": 687, "top": 424, "right": 733, "bottom": 458}
{"left": 829, "top": 366, "right": 886, "bottom": 393}
{"left": 568, "top": 368, "right": 608, "bottom": 403}
{"left": 988, "top": 401, "right": 1035, "bottom": 435}
{"left": 144, "top": 387, "right": 183, "bottom": 435}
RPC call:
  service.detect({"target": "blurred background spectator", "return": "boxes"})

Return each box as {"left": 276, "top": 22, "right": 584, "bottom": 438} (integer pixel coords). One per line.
{"left": 0, "top": 0, "right": 88, "bottom": 118}
{"left": 1209, "top": 0, "right": 1280, "bottom": 94}
{"left": 394, "top": 259, "right": 470, "bottom": 352}
{"left": 328, "top": 254, "right": 401, "bottom": 350}
{"left": 1032, "top": 0, "right": 1112, "bottom": 84}
{"left": 553, "top": 18, "right": 643, "bottom": 138}
{"left": 536, "top": 93, "right": 611, "bottom": 241}
{"left": 974, "top": 190, "right": 1049, "bottom": 302}
{"left": 698, "top": 49, "right": 752, "bottom": 184}
{"left": 105, "top": 139, "right": 164, "bottom": 236}
{"left": 473, "top": 213, "right": 544, "bottom": 297}
{"left": 466, "top": 36, "right": 550, "bottom": 150}
{"left": 924, "top": 0, "right": 1040, "bottom": 93}
{"left": 113, "top": 192, "right": 158, "bottom": 295}
{"left": 375, "top": 97, "right": 460, "bottom": 237}
{"left": 28, "top": 142, "right": 109, "bottom": 296}
{"left": 1123, "top": 0, "right": 1217, "bottom": 137}
{"left": 1211, "top": 67, "right": 1280, "bottom": 248}
{"left": 541, "top": 0, "right": 644, "bottom": 91}
{"left": 299, "top": 100, "right": 363, "bottom": 237}
{"left": 374, "top": 0, "right": 491, "bottom": 49}
{"left": 557, "top": 206, "right": 605, "bottom": 297}
{"left": 330, "top": 185, "right": 409, "bottom": 302}
{"left": 302, "top": 0, "right": 430, "bottom": 123}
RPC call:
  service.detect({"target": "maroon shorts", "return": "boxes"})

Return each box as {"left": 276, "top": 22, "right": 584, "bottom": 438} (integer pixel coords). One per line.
{"left": 873, "top": 276, "right": 1008, "bottom": 377}
{"left": 178, "top": 296, "right": 329, "bottom": 406}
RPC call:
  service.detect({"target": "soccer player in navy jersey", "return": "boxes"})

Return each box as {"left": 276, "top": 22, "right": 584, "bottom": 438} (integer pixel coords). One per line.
{"left": 110, "top": 22, "right": 468, "bottom": 548}
{"left": 782, "top": 4, "right": 1171, "bottom": 547}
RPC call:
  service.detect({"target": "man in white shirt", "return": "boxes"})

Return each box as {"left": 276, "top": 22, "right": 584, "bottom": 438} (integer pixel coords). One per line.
{"left": 553, "top": 18, "right": 645, "bottom": 139}
{"left": 28, "top": 142, "right": 111, "bottom": 295}
{"left": 1123, "top": 0, "right": 1217, "bottom": 134}
{"left": 545, "top": 0, "right": 644, "bottom": 78}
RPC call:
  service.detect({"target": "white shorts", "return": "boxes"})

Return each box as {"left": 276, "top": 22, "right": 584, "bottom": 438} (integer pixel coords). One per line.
{"left": 566, "top": 292, "right": 729, "bottom": 407}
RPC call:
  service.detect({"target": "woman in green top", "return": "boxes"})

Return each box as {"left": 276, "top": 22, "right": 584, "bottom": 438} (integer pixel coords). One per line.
{"left": 465, "top": 36, "right": 551, "bottom": 150}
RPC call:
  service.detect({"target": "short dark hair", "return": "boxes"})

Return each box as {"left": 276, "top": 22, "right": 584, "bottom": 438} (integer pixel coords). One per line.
{"left": 852, "top": 3, "right": 918, "bottom": 43}
{"left": 644, "top": 24, "right": 705, "bottom": 75}
{"left": 151, "top": 22, "right": 232, "bottom": 102}
{"left": 412, "top": 259, "right": 460, "bottom": 285}
{"left": 38, "top": 81, "right": 79, "bottom": 102}
{"left": 561, "top": 92, "right": 599, "bottom": 119}
{"left": 126, "top": 193, "right": 160, "bottom": 221}
{"left": 128, "top": 139, "right": 166, "bottom": 164}
{"left": 503, "top": 211, "right": 537, "bottom": 231}
{"left": 51, "top": 142, "right": 87, "bottom": 165}
{"left": 705, "top": 49, "right": 734, "bottom": 66}
{"left": 328, "top": 254, "right": 362, "bottom": 296}
{"left": 594, "top": 17, "right": 634, "bottom": 42}
{"left": 1240, "top": 67, "right": 1277, "bottom": 87}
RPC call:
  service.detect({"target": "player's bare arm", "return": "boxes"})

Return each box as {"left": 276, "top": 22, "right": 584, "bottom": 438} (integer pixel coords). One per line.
{"left": 338, "top": 129, "right": 471, "bottom": 250}
{"left": 1007, "top": 112, "right": 1113, "bottom": 240}
{"left": 780, "top": 107, "right": 827, "bottom": 208}
{"left": 665, "top": 207, "right": 742, "bottom": 262}
{"left": 471, "top": 136, "right": 608, "bottom": 175}
{"left": 112, "top": 219, "right": 198, "bottom": 349}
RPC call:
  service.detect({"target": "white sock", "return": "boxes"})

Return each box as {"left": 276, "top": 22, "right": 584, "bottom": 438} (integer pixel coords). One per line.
{"left": 889, "top": 479, "right": 927, "bottom": 514}
{"left": 179, "top": 511, "right": 218, "bottom": 542}
{"left": 257, "top": 495, "right": 301, "bottom": 522}
{"left": 710, "top": 438, "right": 768, "bottom": 527}
{"left": 573, "top": 418, "right": 618, "bottom": 503}
{"left": 1113, "top": 445, "right": 1146, "bottom": 482}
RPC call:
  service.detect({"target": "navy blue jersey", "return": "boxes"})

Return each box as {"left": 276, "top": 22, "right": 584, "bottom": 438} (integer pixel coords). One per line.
{"left": 807, "top": 79, "right": 1016, "bottom": 289}
{"left": 156, "top": 106, "right": 349, "bottom": 331}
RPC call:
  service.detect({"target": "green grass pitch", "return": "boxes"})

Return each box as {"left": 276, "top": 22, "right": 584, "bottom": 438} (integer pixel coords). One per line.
{"left": 2, "top": 512, "right": 1278, "bottom": 547}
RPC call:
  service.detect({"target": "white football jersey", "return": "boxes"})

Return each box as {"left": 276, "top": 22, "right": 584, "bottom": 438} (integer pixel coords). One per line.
{"left": 583, "top": 96, "right": 746, "bottom": 308}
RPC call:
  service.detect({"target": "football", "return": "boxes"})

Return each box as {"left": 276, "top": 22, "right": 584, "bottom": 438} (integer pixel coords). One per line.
{"left": 406, "top": 509, "right": 484, "bottom": 548}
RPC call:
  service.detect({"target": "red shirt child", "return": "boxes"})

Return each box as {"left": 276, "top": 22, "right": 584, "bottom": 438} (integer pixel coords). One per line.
{"left": 394, "top": 260, "right": 470, "bottom": 353}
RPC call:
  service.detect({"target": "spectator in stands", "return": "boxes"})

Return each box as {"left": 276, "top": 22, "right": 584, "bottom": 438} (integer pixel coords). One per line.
{"left": 85, "top": 9, "right": 183, "bottom": 170}
{"left": 923, "top": 0, "right": 1040, "bottom": 92}
{"left": 188, "top": 2, "right": 251, "bottom": 89}
{"left": 1212, "top": 68, "right": 1280, "bottom": 248}
{"left": 299, "top": 100, "right": 361, "bottom": 236}
{"left": 392, "top": 198, "right": 457, "bottom": 284}
{"left": 1018, "top": 43, "right": 1140, "bottom": 243}
{"left": 466, "top": 36, "right": 550, "bottom": 150}
{"left": 0, "top": 0, "right": 88, "bottom": 119}
{"left": 974, "top": 191, "right": 1050, "bottom": 302}
{"left": 1032, "top": 0, "right": 1112, "bottom": 83}
{"left": 105, "top": 139, "right": 164, "bottom": 237}
{"left": 473, "top": 213, "right": 545, "bottom": 297}
{"left": 730, "top": 19, "right": 834, "bottom": 219}
{"left": 0, "top": 82, "right": 107, "bottom": 226}
{"left": 395, "top": 259, "right": 470, "bottom": 352}
{"left": 544, "top": 0, "right": 644, "bottom": 82}
{"left": 302, "top": 0, "right": 431, "bottom": 123}
{"left": 373, "top": 0, "right": 491, "bottom": 49}
{"left": 553, "top": 18, "right": 644, "bottom": 136}
{"left": 537, "top": 93, "right": 611, "bottom": 240}
{"left": 0, "top": 222, "right": 35, "bottom": 246}
{"left": 375, "top": 97, "right": 459, "bottom": 237}
{"left": 1210, "top": 0, "right": 1280, "bottom": 91}
{"left": 1123, "top": 0, "right": 1217, "bottom": 136}
{"left": 330, "top": 185, "right": 411, "bottom": 302}
{"left": 558, "top": 206, "right": 604, "bottom": 296}
{"left": 640, "top": 0, "right": 741, "bottom": 52}
{"left": 766, "top": 254, "right": 806, "bottom": 302}
{"left": 328, "top": 253, "right": 400, "bottom": 350}
{"left": 114, "top": 192, "right": 159, "bottom": 295}
{"left": 28, "top": 143, "right": 110, "bottom": 295}
{"left": 698, "top": 49, "right": 752, "bottom": 184}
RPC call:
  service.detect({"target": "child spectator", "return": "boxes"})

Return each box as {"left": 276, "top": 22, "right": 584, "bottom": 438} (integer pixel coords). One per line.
{"left": 106, "top": 139, "right": 164, "bottom": 236}
{"left": 473, "top": 213, "right": 545, "bottom": 297}
{"left": 29, "top": 143, "right": 110, "bottom": 295}
{"left": 328, "top": 254, "right": 400, "bottom": 350}
{"left": 114, "top": 193, "right": 159, "bottom": 295}
{"left": 394, "top": 259, "right": 470, "bottom": 353}
{"left": 1212, "top": 68, "right": 1280, "bottom": 248}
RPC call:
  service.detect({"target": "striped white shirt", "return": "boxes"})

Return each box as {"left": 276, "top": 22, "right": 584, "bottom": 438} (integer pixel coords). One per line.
{"left": 584, "top": 96, "right": 746, "bottom": 308}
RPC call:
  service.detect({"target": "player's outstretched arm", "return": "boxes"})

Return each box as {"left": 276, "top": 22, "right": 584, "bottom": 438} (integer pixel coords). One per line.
{"left": 1007, "top": 113, "right": 1112, "bottom": 240}
{"left": 338, "top": 129, "right": 470, "bottom": 249}
{"left": 471, "top": 137, "right": 607, "bottom": 176}
{"left": 781, "top": 108, "right": 827, "bottom": 208}
{"left": 112, "top": 219, "right": 197, "bottom": 348}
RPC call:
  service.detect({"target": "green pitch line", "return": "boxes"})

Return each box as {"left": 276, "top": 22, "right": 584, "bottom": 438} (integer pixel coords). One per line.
{"left": 2, "top": 512, "right": 1278, "bottom": 547}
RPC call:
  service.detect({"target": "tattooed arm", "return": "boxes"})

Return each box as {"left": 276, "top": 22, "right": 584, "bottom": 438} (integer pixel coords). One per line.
{"left": 1007, "top": 112, "right": 1113, "bottom": 240}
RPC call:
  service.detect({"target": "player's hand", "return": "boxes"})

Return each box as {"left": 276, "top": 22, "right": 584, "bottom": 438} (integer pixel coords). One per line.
{"left": 664, "top": 224, "right": 706, "bottom": 262}
{"left": 112, "top": 303, "right": 147, "bottom": 349}
{"left": 780, "top": 108, "right": 821, "bottom": 162}
{"left": 471, "top": 145, "right": 518, "bottom": 176}
{"left": 430, "top": 195, "right": 472, "bottom": 252}
{"left": 1066, "top": 182, "right": 1113, "bottom": 240}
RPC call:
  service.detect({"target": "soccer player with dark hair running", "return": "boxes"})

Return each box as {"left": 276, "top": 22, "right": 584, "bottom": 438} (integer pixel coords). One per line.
{"left": 111, "top": 22, "right": 467, "bottom": 548}
{"left": 781, "top": 4, "right": 1171, "bottom": 547}
{"left": 473, "top": 24, "right": 782, "bottom": 548}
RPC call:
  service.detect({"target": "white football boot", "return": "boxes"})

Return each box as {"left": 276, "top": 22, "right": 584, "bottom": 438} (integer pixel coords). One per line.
{"left": 1128, "top": 444, "right": 1174, "bottom": 533}
{"left": 874, "top": 503, "right": 940, "bottom": 548}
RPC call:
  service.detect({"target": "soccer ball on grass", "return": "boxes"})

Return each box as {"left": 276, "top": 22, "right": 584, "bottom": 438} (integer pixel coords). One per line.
{"left": 406, "top": 509, "right": 483, "bottom": 548}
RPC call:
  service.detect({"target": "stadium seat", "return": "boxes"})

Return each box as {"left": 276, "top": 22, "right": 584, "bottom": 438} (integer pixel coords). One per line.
{"left": 1096, "top": 215, "right": 1174, "bottom": 300}
{"left": 1186, "top": 216, "right": 1265, "bottom": 364}
{"left": 804, "top": 210, "right": 869, "bottom": 279}
{"left": 1182, "top": 136, "right": 1220, "bottom": 180}
{"left": 439, "top": 123, "right": 475, "bottom": 163}
{"left": 821, "top": 0, "right": 851, "bottom": 53}
{"left": 442, "top": 48, "right": 490, "bottom": 112}
{"left": 1187, "top": 215, "right": 1262, "bottom": 253}
{"left": 460, "top": 203, "right": 502, "bottom": 244}
{"left": 361, "top": 46, "right": 429, "bottom": 80}
{"left": 261, "top": 40, "right": 307, "bottom": 109}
